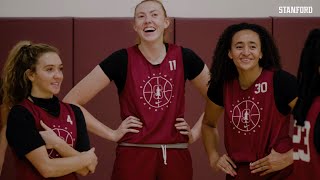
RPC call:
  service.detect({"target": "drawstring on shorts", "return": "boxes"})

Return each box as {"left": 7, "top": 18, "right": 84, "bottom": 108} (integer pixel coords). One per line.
{"left": 161, "top": 145, "right": 167, "bottom": 165}
{"left": 119, "top": 142, "right": 188, "bottom": 166}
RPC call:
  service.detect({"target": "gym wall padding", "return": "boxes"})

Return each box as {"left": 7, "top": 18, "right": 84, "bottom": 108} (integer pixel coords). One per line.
{"left": 0, "top": 17, "right": 319, "bottom": 180}
{"left": 175, "top": 18, "right": 272, "bottom": 180}
{"left": 0, "top": 18, "right": 73, "bottom": 180}
{"left": 273, "top": 17, "right": 320, "bottom": 76}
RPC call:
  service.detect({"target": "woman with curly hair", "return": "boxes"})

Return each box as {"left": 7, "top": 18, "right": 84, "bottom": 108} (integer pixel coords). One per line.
{"left": 202, "top": 23, "right": 297, "bottom": 179}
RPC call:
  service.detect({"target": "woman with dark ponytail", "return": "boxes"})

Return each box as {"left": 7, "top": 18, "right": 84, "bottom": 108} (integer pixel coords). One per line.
{"left": 291, "top": 28, "right": 320, "bottom": 179}
{"left": 1, "top": 41, "right": 97, "bottom": 179}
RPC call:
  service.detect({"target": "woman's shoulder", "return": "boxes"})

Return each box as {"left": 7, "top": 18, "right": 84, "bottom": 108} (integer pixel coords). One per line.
{"left": 10, "top": 102, "right": 30, "bottom": 113}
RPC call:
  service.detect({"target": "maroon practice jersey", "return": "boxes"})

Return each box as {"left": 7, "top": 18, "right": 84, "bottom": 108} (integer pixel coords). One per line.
{"left": 119, "top": 44, "right": 187, "bottom": 144}
{"left": 15, "top": 99, "right": 78, "bottom": 180}
{"left": 224, "top": 69, "right": 292, "bottom": 163}
{"left": 291, "top": 96, "right": 320, "bottom": 179}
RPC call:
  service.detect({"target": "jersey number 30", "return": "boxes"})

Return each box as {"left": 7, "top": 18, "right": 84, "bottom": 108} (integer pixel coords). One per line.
{"left": 254, "top": 82, "right": 267, "bottom": 94}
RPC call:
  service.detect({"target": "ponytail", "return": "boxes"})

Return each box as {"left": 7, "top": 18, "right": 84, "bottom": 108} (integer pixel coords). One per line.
{"left": 1, "top": 41, "right": 58, "bottom": 107}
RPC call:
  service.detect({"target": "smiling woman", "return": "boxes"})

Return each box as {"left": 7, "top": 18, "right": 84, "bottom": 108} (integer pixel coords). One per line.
{"left": 1, "top": 41, "right": 97, "bottom": 180}
{"left": 62, "top": 0, "right": 210, "bottom": 179}
{"left": 227, "top": 29, "right": 263, "bottom": 89}
{"left": 202, "top": 23, "right": 298, "bottom": 179}
{"left": 26, "top": 52, "right": 63, "bottom": 98}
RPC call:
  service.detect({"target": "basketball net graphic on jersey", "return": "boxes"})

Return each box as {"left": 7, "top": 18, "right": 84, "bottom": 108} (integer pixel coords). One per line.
{"left": 230, "top": 96, "right": 262, "bottom": 135}
{"left": 48, "top": 116, "right": 75, "bottom": 158}
{"left": 140, "top": 72, "right": 174, "bottom": 111}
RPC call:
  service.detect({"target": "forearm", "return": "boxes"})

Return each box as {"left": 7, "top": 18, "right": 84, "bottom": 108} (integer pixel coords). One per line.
{"left": 190, "top": 113, "right": 204, "bottom": 144}
{"left": 76, "top": 105, "right": 116, "bottom": 141}
{"left": 63, "top": 67, "right": 115, "bottom": 141}
{"left": 33, "top": 152, "right": 92, "bottom": 178}
{"left": 202, "top": 100, "right": 224, "bottom": 163}
{"left": 53, "top": 142, "right": 89, "bottom": 175}
{"left": 202, "top": 123, "right": 220, "bottom": 161}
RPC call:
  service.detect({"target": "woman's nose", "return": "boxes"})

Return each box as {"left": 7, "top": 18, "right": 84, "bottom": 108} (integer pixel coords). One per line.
{"left": 54, "top": 70, "right": 63, "bottom": 79}
{"left": 144, "top": 15, "right": 151, "bottom": 24}
{"left": 242, "top": 47, "right": 250, "bottom": 55}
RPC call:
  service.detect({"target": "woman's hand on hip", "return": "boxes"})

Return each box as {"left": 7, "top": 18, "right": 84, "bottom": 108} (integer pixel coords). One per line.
{"left": 113, "top": 116, "right": 142, "bottom": 142}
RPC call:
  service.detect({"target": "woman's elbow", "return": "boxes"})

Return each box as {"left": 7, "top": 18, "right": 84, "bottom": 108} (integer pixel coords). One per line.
{"left": 37, "top": 164, "right": 55, "bottom": 178}
{"left": 62, "top": 94, "right": 75, "bottom": 104}
{"left": 77, "top": 169, "right": 90, "bottom": 176}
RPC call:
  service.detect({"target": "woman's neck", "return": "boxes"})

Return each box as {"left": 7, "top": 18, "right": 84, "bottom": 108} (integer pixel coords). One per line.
{"left": 238, "top": 67, "right": 263, "bottom": 90}
{"left": 138, "top": 42, "right": 166, "bottom": 65}
{"left": 30, "top": 91, "right": 53, "bottom": 99}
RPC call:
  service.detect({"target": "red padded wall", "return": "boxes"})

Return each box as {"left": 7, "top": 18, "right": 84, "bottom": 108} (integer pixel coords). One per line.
{"left": 1, "top": 17, "right": 318, "bottom": 180}
{"left": 273, "top": 17, "right": 320, "bottom": 75}
{"left": 0, "top": 18, "right": 73, "bottom": 180}
{"left": 175, "top": 18, "right": 272, "bottom": 180}
{"left": 73, "top": 18, "right": 174, "bottom": 180}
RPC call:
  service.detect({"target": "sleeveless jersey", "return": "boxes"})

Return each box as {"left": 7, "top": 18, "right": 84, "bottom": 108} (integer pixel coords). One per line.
{"left": 224, "top": 70, "right": 292, "bottom": 162}
{"left": 119, "top": 44, "right": 186, "bottom": 144}
{"left": 15, "top": 99, "right": 78, "bottom": 180}
{"left": 291, "top": 96, "right": 320, "bottom": 179}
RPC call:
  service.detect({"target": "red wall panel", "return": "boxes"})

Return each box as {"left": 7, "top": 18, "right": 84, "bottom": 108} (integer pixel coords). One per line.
{"left": 273, "top": 17, "right": 320, "bottom": 75}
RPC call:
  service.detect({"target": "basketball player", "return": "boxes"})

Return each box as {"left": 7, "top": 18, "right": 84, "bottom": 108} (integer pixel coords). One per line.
{"left": 202, "top": 23, "right": 297, "bottom": 179}
{"left": 290, "top": 28, "right": 320, "bottom": 179}
{"left": 63, "top": 0, "right": 210, "bottom": 179}
{"left": 2, "top": 41, "right": 97, "bottom": 179}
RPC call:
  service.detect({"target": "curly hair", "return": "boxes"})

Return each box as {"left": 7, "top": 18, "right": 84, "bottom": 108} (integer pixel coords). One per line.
{"left": 209, "top": 23, "right": 281, "bottom": 86}
{"left": 293, "top": 28, "right": 320, "bottom": 126}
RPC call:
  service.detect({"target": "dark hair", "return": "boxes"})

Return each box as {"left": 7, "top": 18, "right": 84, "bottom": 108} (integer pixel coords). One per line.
{"left": 209, "top": 22, "right": 281, "bottom": 85}
{"left": 1, "top": 41, "right": 59, "bottom": 107}
{"left": 293, "top": 28, "right": 320, "bottom": 126}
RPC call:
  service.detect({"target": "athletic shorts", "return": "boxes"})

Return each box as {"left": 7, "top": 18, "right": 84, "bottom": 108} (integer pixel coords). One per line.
{"left": 111, "top": 145, "right": 193, "bottom": 180}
